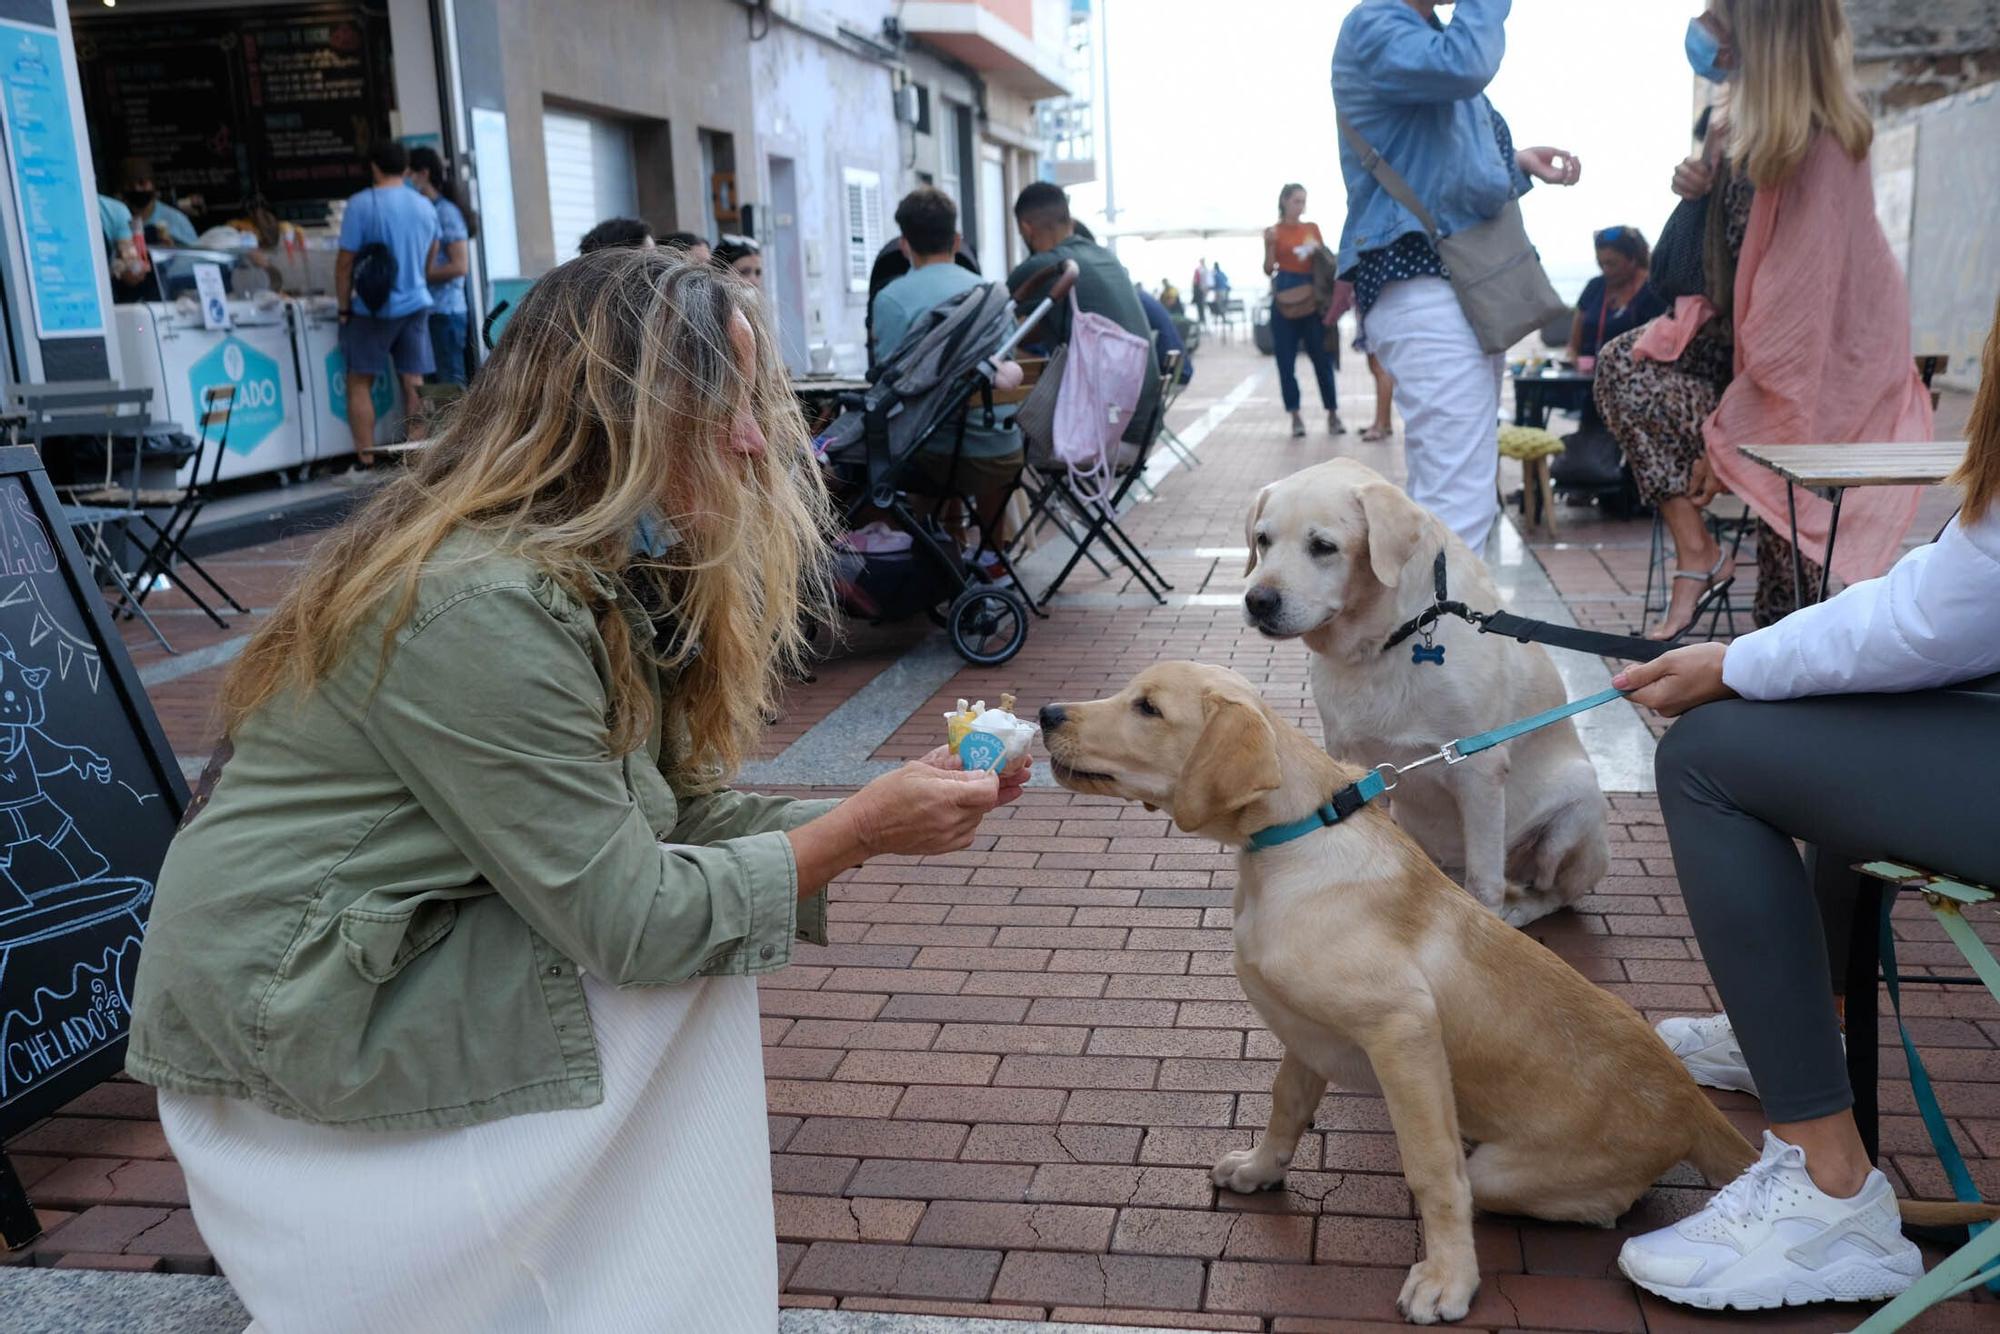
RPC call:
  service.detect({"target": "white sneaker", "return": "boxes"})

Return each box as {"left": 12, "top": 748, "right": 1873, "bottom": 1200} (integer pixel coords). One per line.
{"left": 1619, "top": 1132, "right": 1922, "bottom": 1311}
{"left": 1656, "top": 1013, "right": 1758, "bottom": 1097}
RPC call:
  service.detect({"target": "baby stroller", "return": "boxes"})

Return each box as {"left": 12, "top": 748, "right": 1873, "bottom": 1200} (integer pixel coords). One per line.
{"left": 817, "top": 261, "right": 1078, "bottom": 667}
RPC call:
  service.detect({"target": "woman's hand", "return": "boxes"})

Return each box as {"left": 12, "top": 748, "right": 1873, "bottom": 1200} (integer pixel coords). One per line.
{"left": 1688, "top": 456, "right": 1727, "bottom": 507}
{"left": 1613, "top": 643, "right": 1735, "bottom": 717}
{"left": 1517, "top": 147, "right": 1581, "bottom": 186}
{"left": 789, "top": 760, "right": 1005, "bottom": 895}
{"left": 1672, "top": 155, "right": 1714, "bottom": 200}
{"left": 920, "top": 744, "right": 1031, "bottom": 808}
{"left": 848, "top": 759, "right": 1004, "bottom": 857}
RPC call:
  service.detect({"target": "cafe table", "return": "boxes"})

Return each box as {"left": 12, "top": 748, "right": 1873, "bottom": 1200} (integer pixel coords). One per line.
{"left": 1737, "top": 440, "right": 1968, "bottom": 608}
{"left": 1509, "top": 365, "right": 1595, "bottom": 430}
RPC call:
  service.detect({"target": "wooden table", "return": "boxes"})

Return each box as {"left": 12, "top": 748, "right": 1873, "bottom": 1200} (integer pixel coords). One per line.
{"left": 1738, "top": 441, "right": 1966, "bottom": 607}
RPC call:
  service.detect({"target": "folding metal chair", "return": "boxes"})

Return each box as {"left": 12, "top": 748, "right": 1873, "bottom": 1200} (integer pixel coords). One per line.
{"left": 1151, "top": 349, "right": 1200, "bottom": 471}
{"left": 1015, "top": 358, "right": 1178, "bottom": 607}
{"left": 87, "top": 385, "right": 248, "bottom": 629}
{"left": 14, "top": 384, "right": 173, "bottom": 651}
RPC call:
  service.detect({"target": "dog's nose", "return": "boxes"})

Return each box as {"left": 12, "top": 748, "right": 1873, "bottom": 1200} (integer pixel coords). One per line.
{"left": 1039, "top": 704, "right": 1067, "bottom": 732}
{"left": 1244, "top": 585, "right": 1281, "bottom": 620}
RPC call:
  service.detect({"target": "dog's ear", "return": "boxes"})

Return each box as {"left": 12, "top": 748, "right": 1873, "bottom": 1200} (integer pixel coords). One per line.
{"left": 1172, "top": 691, "right": 1282, "bottom": 834}
{"left": 1241, "top": 484, "right": 1274, "bottom": 576}
{"left": 1357, "top": 481, "right": 1424, "bottom": 589}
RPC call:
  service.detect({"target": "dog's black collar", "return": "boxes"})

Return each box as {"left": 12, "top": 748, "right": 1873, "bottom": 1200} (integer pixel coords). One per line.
{"left": 1380, "top": 551, "right": 1482, "bottom": 656}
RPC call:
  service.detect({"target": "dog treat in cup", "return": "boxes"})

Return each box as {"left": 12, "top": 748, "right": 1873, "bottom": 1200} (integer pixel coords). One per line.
{"left": 944, "top": 694, "right": 1037, "bottom": 772}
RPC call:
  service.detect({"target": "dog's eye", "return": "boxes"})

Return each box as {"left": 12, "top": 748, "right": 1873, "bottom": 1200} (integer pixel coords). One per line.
{"left": 1133, "top": 696, "right": 1161, "bottom": 719}
{"left": 1254, "top": 533, "right": 1271, "bottom": 549}
{"left": 1308, "top": 537, "right": 1339, "bottom": 558}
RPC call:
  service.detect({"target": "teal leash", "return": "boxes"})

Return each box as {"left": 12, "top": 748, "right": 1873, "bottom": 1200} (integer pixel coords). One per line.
{"left": 1248, "top": 687, "right": 1628, "bottom": 851}
{"left": 1879, "top": 906, "right": 1999, "bottom": 1294}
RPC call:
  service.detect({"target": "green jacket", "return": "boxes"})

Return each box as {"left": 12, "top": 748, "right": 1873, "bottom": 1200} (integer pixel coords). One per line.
{"left": 126, "top": 533, "right": 834, "bottom": 1131}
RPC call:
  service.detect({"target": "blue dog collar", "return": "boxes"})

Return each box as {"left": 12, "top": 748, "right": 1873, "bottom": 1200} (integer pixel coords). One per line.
{"left": 1247, "top": 769, "right": 1388, "bottom": 851}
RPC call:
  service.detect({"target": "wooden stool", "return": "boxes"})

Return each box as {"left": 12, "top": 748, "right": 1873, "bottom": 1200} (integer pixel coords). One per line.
{"left": 1496, "top": 425, "right": 1564, "bottom": 539}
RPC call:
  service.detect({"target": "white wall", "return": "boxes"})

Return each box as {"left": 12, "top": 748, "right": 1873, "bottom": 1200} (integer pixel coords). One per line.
{"left": 751, "top": 19, "right": 902, "bottom": 374}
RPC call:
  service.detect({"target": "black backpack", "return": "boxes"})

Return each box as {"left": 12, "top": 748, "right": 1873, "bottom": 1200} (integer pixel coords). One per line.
{"left": 352, "top": 189, "right": 398, "bottom": 314}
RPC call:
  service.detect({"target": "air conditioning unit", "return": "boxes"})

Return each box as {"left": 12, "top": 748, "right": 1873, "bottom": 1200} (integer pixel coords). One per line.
{"left": 893, "top": 85, "right": 922, "bottom": 126}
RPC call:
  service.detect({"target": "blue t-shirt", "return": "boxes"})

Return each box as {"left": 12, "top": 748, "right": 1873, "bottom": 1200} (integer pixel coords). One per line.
{"left": 339, "top": 184, "right": 441, "bottom": 319}
{"left": 870, "top": 262, "right": 1019, "bottom": 460}
{"left": 97, "top": 195, "right": 132, "bottom": 257}
{"left": 428, "top": 196, "right": 469, "bottom": 316}
{"left": 146, "top": 201, "right": 199, "bottom": 247}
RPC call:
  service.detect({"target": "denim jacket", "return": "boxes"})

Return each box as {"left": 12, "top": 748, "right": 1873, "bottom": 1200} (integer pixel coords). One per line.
{"left": 127, "top": 531, "right": 835, "bottom": 1130}
{"left": 1331, "top": 0, "right": 1530, "bottom": 274}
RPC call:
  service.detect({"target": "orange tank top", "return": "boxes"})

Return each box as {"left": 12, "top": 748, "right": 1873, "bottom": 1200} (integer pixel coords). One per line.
{"left": 1271, "top": 221, "right": 1323, "bottom": 274}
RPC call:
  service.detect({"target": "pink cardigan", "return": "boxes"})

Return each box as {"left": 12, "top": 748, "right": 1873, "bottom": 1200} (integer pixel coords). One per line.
{"left": 1633, "top": 132, "right": 1929, "bottom": 584}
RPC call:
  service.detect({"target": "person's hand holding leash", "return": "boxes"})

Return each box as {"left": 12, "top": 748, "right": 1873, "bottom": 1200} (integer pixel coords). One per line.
{"left": 1614, "top": 643, "right": 1734, "bottom": 717}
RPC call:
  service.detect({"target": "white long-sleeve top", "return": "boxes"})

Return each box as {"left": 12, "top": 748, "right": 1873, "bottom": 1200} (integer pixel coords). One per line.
{"left": 1723, "top": 505, "right": 2000, "bottom": 701}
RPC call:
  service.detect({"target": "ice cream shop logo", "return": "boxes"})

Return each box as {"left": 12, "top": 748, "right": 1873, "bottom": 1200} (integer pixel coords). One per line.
{"left": 326, "top": 349, "right": 396, "bottom": 424}
{"left": 190, "top": 336, "right": 285, "bottom": 454}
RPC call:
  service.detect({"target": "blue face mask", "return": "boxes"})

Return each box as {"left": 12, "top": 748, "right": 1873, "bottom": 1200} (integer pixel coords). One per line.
{"left": 1685, "top": 17, "right": 1732, "bottom": 83}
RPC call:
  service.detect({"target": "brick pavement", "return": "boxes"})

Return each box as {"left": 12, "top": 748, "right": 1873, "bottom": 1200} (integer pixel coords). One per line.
{"left": 7, "top": 339, "right": 1997, "bottom": 1332}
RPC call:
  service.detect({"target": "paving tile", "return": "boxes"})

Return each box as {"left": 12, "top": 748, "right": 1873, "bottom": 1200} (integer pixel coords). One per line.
{"left": 990, "top": 1249, "right": 1206, "bottom": 1310}
{"left": 788, "top": 1240, "right": 1001, "bottom": 1300}
{"left": 895, "top": 1085, "right": 1066, "bottom": 1124}
{"left": 765, "top": 1080, "right": 903, "bottom": 1119}
{"left": 781, "top": 1020, "right": 940, "bottom": 1050}
{"left": 787, "top": 1118, "right": 968, "bottom": 1161}
{"left": 836, "top": 1296, "right": 1046, "bottom": 1320}
{"left": 995, "top": 1055, "right": 1160, "bottom": 1089}
{"left": 846, "top": 1158, "right": 1036, "bottom": 1204}
{"left": 833, "top": 1051, "right": 1000, "bottom": 1086}
{"left": 772, "top": 1194, "right": 926, "bottom": 1244}
{"left": 1050, "top": 1308, "right": 1261, "bottom": 1331}
{"left": 960, "top": 1124, "right": 1142, "bottom": 1165}
{"left": 36, "top": 1205, "right": 173, "bottom": 1255}
{"left": 1026, "top": 1164, "right": 1215, "bottom": 1209}
{"left": 934, "top": 1024, "right": 1090, "bottom": 1055}
{"left": 1113, "top": 1206, "right": 1313, "bottom": 1261}
{"left": 912, "top": 1201, "right": 1116, "bottom": 1252}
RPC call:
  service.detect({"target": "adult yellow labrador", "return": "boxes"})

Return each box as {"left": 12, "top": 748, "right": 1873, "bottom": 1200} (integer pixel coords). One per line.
{"left": 1242, "top": 459, "right": 1606, "bottom": 926}
{"left": 1040, "top": 663, "right": 1990, "bottom": 1324}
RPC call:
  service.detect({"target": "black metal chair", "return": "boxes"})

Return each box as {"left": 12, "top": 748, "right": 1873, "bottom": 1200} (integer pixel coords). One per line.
{"left": 1011, "top": 351, "right": 1177, "bottom": 607}
{"left": 77, "top": 384, "right": 247, "bottom": 630}
{"left": 14, "top": 384, "right": 172, "bottom": 651}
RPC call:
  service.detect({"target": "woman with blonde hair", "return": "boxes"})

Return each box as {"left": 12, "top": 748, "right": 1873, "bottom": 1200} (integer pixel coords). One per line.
{"left": 1611, "top": 296, "right": 2000, "bottom": 1313}
{"left": 125, "top": 250, "right": 1023, "bottom": 1332}
{"left": 1595, "top": 0, "right": 1928, "bottom": 637}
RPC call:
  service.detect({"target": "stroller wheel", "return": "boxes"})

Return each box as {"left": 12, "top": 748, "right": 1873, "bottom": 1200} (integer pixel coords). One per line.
{"left": 946, "top": 585, "right": 1029, "bottom": 667}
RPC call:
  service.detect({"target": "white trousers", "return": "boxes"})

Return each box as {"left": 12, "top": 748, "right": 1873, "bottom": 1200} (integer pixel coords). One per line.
{"left": 1363, "top": 276, "right": 1504, "bottom": 553}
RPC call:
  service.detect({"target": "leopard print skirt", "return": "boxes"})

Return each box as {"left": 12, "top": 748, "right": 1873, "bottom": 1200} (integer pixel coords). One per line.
{"left": 1594, "top": 320, "right": 1821, "bottom": 627}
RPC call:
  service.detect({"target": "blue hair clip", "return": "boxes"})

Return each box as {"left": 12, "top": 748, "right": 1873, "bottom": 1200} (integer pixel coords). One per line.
{"left": 1412, "top": 643, "right": 1446, "bottom": 666}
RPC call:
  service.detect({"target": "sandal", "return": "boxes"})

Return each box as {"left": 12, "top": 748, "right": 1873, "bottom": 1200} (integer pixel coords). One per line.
{"left": 1359, "top": 424, "right": 1392, "bottom": 442}
{"left": 1647, "top": 549, "right": 1734, "bottom": 641}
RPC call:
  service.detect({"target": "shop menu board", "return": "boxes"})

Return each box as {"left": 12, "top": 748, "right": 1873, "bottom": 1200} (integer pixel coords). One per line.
{"left": 74, "top": 3, "right": 395, "bottom": 220}
{"left": 0, "top": 448, "right": 186, "bottom": 1137}
{"left": 0, "top": 19, "right": 105, "bottom": 338}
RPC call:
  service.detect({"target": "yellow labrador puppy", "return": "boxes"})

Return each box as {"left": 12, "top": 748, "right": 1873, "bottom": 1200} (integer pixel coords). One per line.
{"left": 1041, "top": 662, "right": 1761, "bottom": 1324}
{"left": 1242, "top": 459, "right": 1606, "bottom": 926}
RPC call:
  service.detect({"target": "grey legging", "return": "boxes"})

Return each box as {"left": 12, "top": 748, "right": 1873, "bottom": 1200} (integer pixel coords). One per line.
{"left": 1655, "top": 672, "right": 2000, "bottom": 1123}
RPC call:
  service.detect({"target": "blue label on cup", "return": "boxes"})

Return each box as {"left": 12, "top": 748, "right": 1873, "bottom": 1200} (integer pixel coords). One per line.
{"left": 958, "top": 732, "right": 1008, "bottom": 772}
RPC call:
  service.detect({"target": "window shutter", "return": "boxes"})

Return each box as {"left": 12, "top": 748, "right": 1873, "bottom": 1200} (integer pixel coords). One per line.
{"left": 844, "top": 167, "right": 884, "bottom": 294}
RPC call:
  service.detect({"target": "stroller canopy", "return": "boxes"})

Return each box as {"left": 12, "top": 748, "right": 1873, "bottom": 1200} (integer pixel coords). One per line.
{"left": 821, "top": 281, "right": 1016, "bottom": 466}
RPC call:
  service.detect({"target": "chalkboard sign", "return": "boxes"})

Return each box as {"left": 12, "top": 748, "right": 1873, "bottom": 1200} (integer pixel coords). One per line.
{"left": 74, "top": 3, "right": 395, "bottom": 220}
{"left": 0, "top": 447, "right": 186, "bottom": 1140}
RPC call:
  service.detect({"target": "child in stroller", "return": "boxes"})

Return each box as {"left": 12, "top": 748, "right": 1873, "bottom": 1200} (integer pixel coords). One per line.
{"left": 816, "top": 262, "right": 1077, "bottom": 667}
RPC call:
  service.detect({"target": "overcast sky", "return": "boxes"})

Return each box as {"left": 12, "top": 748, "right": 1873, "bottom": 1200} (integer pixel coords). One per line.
{"left": 1069, "top": 0, "right": 1701, "bottom": 301}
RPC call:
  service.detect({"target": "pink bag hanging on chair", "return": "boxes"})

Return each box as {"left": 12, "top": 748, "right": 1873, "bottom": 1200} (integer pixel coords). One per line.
{"left": 1052, "top": 290, "right": 1151, "bottom": 512}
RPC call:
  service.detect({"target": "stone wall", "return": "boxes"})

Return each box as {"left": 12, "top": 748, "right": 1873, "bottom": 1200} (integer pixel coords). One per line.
{"left": 1848, "top": 0, "right": 2000, "bottom": 111}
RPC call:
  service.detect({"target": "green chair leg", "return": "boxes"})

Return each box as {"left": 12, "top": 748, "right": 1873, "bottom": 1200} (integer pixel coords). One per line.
{"left": 1848, "top": 1221, "right": 2000, "bottom": 1332}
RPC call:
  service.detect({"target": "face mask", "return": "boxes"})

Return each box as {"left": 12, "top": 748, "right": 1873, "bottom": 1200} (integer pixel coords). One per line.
{"left": 1685, "top": 17, "right": 1732, "bottom": 83}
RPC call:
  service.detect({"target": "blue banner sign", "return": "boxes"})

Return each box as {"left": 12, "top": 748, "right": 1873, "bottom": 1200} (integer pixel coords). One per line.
{"left": 0, "top": 21, "right": 104, "bottom": 338}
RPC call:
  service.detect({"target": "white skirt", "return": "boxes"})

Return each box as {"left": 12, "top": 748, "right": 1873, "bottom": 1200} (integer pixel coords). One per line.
{"left": 159, "top": 973, "right": 778, "bottom": 1334}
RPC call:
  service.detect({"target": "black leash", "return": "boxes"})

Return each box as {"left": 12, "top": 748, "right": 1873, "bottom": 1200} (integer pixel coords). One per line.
{"left": 1381, "top": 552, "right": 1672, "bottom": 665}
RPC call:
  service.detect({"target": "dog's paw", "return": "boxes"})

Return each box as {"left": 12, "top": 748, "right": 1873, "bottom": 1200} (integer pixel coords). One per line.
{"left": 1396, "top": 1256, "right": 1478, "bottom": 1325}
{"left": 1211, "top": 1145, "right": 1290, "bottom": 1193}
